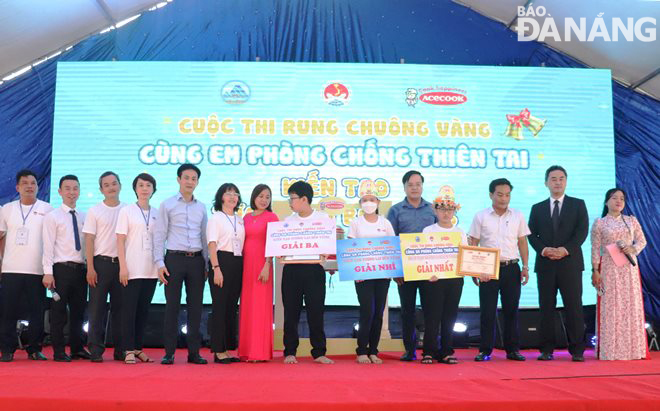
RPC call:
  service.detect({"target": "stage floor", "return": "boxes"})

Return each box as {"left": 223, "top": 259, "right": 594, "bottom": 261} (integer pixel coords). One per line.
{"left": 1, "top": 348, "right": 659, "bottom": 411}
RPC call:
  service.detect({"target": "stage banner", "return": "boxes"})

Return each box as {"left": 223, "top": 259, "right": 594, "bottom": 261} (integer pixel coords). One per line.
{"left": 51, "top": 61, "right": 614, "bottom": 306}
{"left": 265, "top": 219, "right": 336, "bottom": 257}
{"left": 336, "top": 236, "right": 403, "bottom": 281}
{"left": 400, "top": 232, "right": 462, "bottom": 281}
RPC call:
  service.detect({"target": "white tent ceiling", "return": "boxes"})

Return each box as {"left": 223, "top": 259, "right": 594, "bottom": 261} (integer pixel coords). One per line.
{"left": 1, "top": 0, "right": 658, "bottom": 99}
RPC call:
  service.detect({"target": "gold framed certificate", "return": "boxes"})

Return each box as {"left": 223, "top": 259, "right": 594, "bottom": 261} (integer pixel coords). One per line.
{"left": 457, "top": 245, "right": 500, "bottom": 280}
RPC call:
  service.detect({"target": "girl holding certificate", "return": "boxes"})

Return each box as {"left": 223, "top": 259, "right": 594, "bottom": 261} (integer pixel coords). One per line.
{"left": 591, "top": 188, "right": 647, "bottom": 360}
{"left": 207, "top": 183, "right": 245, "bottom": 363}
{"left": 421, "top": 186, "right": 466, "bottom": 364}
{"left": 348, "top": 180, "right": 395, "bottom": 364}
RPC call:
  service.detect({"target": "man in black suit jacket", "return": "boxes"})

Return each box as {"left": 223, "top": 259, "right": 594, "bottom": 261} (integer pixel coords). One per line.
{"left": 528, "top": 165, "right": 589, "bottom": 362}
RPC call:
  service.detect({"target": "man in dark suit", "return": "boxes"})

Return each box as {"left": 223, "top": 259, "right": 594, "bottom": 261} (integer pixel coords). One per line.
{"left": 528, "top": 165, "right": 589, "bottom": 362}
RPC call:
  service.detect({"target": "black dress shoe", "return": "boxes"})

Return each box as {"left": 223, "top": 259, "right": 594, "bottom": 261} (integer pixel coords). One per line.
{"left": 90, "top": 355, "right": 104, "bottom": 363}
{"left": 537, "top": 352, "right": 554, "bottom": 361}
{"left": 28, "top": 352, "right": 47, "bottom": 361}
{"left": 399, "top": 351, "right": 417, "bottom": 361}
{"left": 214, "top": 356, "right": 232, "bottom": 364}
{"left": 187, "top": 355, "right": 208, "bottom": 364}
{"left": 229, "top": 357, "right": 241, "bottom": 363}
{"left": 474, "top": 352, "right": 491, "bottom": 362}
{"left": 114, "top": 351, "right": 125, "bottom": 361}
{"left": 0, "top": 352, "right": 14, "bottom": 362}
{"left": 71, "top": 350, "right": 91, "bottom": 360}
{"left": 53, "top": 353, "right": 72, "bottom": 362}
{"left": 572, "top": 355, "right": 585, "bottom": 362}
{"left": 161, "top": 355, "right": 174, "bottom": 365}
{"left": 506, "top": 351, "right": 526, "bottom": 361}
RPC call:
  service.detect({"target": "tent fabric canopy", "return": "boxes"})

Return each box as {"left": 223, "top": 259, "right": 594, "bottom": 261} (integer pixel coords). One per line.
{"left": 0, "top": 0, "right": 658, "bottom": 321}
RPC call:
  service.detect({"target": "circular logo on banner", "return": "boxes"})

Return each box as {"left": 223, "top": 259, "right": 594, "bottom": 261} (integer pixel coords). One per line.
{"left": 322, "top": 82, "right": 350, "bottom": 106}
{"left": 221, "top": 80, "right": 251, "bottom": 104}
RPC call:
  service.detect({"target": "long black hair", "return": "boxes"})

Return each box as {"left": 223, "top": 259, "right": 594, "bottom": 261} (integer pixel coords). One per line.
{"left": 601, "top": 187, "right": 626, "bottom": 217}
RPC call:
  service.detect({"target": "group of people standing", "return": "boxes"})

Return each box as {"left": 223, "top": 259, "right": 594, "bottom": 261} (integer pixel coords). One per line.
{"left": 0, "top": 163, "right": 648, "bottom": 365}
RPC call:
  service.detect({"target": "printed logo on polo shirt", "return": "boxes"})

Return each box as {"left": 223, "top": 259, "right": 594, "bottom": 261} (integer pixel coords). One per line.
{"left": 221, "top": 81, "right": 251, "bottom": 105}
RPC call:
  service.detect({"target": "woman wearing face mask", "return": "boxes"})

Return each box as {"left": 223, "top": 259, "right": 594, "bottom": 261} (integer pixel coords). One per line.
{"left": 591, "top": 188, "right": 647, "bottom": 360}
{"left": 347, "top": 180, "right": 395, "bottom": 364}
{"left": 421, "top": 186, "right": 466, "bottom": 364}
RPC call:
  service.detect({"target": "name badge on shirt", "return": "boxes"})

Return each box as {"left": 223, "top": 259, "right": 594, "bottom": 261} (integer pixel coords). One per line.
{"left": 142, "top": 231, "right": 153, "bottom": 251}
{"left": 15, "top": 227, "right": 29, "bottom": 246}
{"left": 232, "top": 235, "right": 242, "bottom": 257}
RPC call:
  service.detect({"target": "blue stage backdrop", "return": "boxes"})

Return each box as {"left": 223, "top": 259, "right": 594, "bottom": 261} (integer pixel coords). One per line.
{"left": 0, "top": 0, "right": 657, "bottom": 318}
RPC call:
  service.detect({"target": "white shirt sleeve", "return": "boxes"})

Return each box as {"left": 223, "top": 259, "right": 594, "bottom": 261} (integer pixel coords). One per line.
{"left": 467, "top": 212, "right": 482, "bottom": 240}
{"left": 0, "top": 204, "right": 7, "bottom": 234}
{"left": 42, "top": 212, "right": 56, "bottom": 275}
{"left": 347, "top": 218, "right": 359, "bottom": 239}
{"left": 383, "top": 218, "right": 395, "bottom": 236}
{"left": 82, "top": 207, "right": 97, "bottom": 235}
{"left": 517, "top": 212, "right": 532, "bottom": 237}
{"left": 206, "top": 214, "right": 219, "bottom": 245}
{"left": 115, "top": 207, "right": 129, "bottom": 235}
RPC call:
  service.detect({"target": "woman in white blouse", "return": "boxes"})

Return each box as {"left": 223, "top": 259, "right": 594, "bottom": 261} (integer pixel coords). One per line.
{"left": 116, "top": 173, "right": 159, "bottom": 364}
{"left": 348, "top": 180, "right": 395, "bottom": 364}
{"left": 207, "top": 183, "right": 246, "bottom": 363}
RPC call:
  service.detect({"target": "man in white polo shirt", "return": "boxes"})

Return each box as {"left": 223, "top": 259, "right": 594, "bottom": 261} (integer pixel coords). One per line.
{"left": 83, "top": 171, "right": 125, "bottom": 362}
{"left": 0, "top": 170, "right": 53, "bottom": 362}
{"left": 468, "top": 178, "right": 530, "bottom": 362}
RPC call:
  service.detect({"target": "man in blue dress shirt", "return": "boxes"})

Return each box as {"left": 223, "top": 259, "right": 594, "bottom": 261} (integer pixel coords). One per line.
{"left": 153, "top": 164, "right": 208, "bottom": 365}
{"left": 386, "top": 170, "right": 437, "bottom": 361}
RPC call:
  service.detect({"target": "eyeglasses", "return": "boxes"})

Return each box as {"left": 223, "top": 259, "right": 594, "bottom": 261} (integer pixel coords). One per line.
{"left": 224, "top": 192, "right": 239, "bottom": 198}
{"left": 288, "top": 196, "right": 300, "bottom": 203}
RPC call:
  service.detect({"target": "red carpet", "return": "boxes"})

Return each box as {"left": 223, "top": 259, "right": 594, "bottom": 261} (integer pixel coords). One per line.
{"left": 1, "top": 348, "right": 659, "bottom": 411}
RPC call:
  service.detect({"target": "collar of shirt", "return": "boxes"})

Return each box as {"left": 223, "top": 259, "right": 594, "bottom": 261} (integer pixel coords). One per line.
{"left": 549, "top": 194, "right": 565, "bottom": 206}
{"left": 489, "top": 206, "right": 512, "bottom": 217}
{"left": 176, "top": 192, "right": 197, "bottom": 203}
{"left": 60, "top": 204, "right": 78, "bottom": 214}
{"left": 401, "top": 197, "right": 431, "bottom": 209}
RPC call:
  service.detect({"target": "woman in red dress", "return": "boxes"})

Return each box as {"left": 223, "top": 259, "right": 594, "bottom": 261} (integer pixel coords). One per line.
{"left": 238, "top": 184, "right": 279, "bottom": 361}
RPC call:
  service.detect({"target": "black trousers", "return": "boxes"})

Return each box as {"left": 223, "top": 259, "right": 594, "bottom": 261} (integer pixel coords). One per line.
{"left": 0, "top": 273, "right": 45, "bottom": 354}
{"left": 478, "top": 264, "right": 521, "bottom": 355}
{"left": 537, "top": 269, "right": 585, "bottom": 356}
{"left": 87, "top": 257, "right": 123, "bottom": 357}
{"left": 355, "top": 279, "right": 390, "bottom": 355}
{"left": 163, "top": 253, "right": 205, "bottom": 357}
{"left": 282, "top": 263, "right": 326, "bottom": 358}
{"left": 51, "top": 263, "right": 87, "bottom": 355}
{"left": 420, "top": 277, "right": 464, "bottom": 358}
{"left": 121, "top": 278, "right": 157, "bottom": 352}
{"left": 208, "top": 251, "right": 243, "bottom": 353}
{"left": 397, "top": 280, "right": 423, "bottom": 353}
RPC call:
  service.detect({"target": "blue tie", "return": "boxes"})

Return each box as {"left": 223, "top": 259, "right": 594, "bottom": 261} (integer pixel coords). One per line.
{"left": 70, "top": 210, "right": 81, "bottom": 251}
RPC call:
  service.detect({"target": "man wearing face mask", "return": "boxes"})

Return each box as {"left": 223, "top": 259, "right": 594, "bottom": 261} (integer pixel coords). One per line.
{"left": 386, "top": 171, "right": 437, "bottom": 361}
{"left": 348, "top": 180, "right": 395, "bottom": 364}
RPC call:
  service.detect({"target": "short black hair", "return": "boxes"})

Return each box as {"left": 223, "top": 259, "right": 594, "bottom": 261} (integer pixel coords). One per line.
{"left": 250, "top": 184, "right": 273, "bottom": 212}
{"left": 213, "top": 183, "right": 241, "bottom": 212}
{"left": 59, "top": 174, "right": 79, "bottom": 188}
{"left": 132, "top": 173, "right": 157, "bottom": 198}
{"left": 177, "top": 163, "right": 201, "bottom": 178}
{"left": 545, "top": 165, "right": 567, "bottom": 181}
{"left": 99, "top": 171, "right": 121, "bottom": 188}
{"left": 288, "top": 181, "right": 313, "bottom": 204}
{"left": 402, "top": 170, "right": 424, "bottom": 185}
{"left": 489, "top": 178, "right": 513, "bottom": 194}
{"left": 15, "top": 169, "right": 37, "bottom": 184}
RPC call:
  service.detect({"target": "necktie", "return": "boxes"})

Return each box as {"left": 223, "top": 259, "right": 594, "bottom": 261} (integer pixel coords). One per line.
{"left": 70, "top": 210, "right": 81, "bottom": 251}
{"left": 551, "top": 200, "right": 560, "bottom": 233}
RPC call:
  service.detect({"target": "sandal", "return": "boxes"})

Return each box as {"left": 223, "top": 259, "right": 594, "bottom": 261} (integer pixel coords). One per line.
{"left": 438, "top": 355, "right": 458, "bottom": 364}
{"left": 124, "top": 351, "right": 136, "bottom": 364}
{"left": 134, "top": 350, "right": 154, "bottom": 363}
{"left": 421, "top": 355, "right": 434, "bottom": 364}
